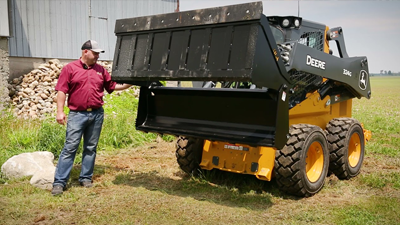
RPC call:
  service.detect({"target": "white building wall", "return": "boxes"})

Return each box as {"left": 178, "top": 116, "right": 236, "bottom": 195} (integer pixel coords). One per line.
{"left": 0, "top": 0, "right": 10, "bottom": 37}
{"left": 8, "top": 0, "right": 177, "bottom": 60}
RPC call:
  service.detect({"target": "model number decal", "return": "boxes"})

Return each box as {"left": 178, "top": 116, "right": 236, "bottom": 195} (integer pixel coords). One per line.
{"left": 224, "top": 144, "right": 249, "bottom": 151}
{"left": 343, "top": 69, "right": 352, "bottom": 77}
{"left": 306, "top": 55, "right": 326, "bottom": 70}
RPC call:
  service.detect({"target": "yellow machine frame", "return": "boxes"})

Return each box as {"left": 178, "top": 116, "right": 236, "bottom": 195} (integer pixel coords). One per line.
{"left": 198, "top": 25, "right": 371, "bottom": 182}
{"left": 199, "top": 91, "right": 371, "bottom": 181}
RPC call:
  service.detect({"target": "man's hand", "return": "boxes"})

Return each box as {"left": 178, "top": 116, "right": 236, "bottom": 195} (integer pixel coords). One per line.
{"left": 56, "top": 112, "right": 66, "bottom": 125}
{"left": 114, "top": 83, "right": 132, "bottom": 91}
{"left": 56, "top": 91, "right": 67, "bottom": 125}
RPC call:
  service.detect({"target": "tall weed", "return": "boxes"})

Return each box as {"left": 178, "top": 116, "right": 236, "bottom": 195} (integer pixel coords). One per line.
{"left": 35, "top": 118, "right": 66, "bottom": 158}
{"left": 0, "top": 112, "right": 40, "bottom": 165}
{"left": 100, "top": 89, "right": 158, "bottom": 150}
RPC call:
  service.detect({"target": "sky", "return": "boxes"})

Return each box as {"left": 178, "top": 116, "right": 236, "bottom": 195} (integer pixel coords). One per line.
{"left": 180, "top": 0, "right": 400, "bottom": 74}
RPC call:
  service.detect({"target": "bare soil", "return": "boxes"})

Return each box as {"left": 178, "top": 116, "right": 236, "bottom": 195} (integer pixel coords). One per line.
{"left": 94, "top": 140, "right": 400, "bottom": 205}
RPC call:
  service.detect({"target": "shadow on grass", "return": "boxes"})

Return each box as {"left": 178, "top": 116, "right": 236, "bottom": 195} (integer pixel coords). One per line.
{"left": 111, "top": 168, "right": 300, "bottom": 210}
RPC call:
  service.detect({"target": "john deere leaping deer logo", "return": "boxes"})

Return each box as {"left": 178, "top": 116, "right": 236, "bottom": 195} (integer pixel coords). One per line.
{"left": 359, "top": 70, "right": 368, "bottom": 90}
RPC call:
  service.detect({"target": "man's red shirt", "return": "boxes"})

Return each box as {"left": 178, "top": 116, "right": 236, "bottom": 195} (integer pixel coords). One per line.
{"left": 55, "top": 59, "right": 117, "bottom": 111}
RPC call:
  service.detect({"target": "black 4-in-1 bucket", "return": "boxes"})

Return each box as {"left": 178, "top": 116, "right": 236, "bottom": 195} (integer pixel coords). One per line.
{"left": 111, "top": 2, "right": 291, "bottom": 148}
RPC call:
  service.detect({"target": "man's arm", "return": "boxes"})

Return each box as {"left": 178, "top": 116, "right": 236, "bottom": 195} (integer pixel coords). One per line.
{"left": 114, "top": 83, "right": 132, "bottom": 91}
{"left": 56, "top": 91, "right": 67, "bottom": 125}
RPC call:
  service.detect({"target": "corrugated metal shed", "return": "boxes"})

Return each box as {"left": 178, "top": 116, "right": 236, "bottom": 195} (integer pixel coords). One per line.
{"left": 0, "top": 0, "right": 10, "bottom": 37}
{"left": 8, "top": 0, "right": 177, "bottom": 60}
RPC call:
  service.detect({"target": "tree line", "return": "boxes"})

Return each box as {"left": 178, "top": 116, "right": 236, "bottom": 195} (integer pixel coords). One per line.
{"left": 379, "top": 70, "right": 399, "bottom": 76}
{"left": 370, "top": 70, "right": 400, "bottom": 76}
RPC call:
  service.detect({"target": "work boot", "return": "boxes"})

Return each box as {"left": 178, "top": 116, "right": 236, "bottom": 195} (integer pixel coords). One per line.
{"left": 80, "top": 181, "right": 93, "bottom": 188}
{"left": 51, "top": 185, "right": 64, "bottom": 196}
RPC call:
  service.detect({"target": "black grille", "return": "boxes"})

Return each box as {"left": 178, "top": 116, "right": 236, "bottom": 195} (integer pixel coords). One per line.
{"left": 289, "top": 70, "right": 323, "bottom": 107}
{"left": 289, "top": 31, "right": 324, "bottom": 107}
{"left": 298, "top": 31, "right": 324, "bottom": 51}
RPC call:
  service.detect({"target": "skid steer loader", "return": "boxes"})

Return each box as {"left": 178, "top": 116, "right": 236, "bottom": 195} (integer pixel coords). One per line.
{"left": 111, "top": 1, "right": 372, "bottom": 197}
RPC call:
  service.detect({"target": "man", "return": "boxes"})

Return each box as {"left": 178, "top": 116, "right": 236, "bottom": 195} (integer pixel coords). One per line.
{"left": 51, "top": 40, "right": 131, "bottom": 195}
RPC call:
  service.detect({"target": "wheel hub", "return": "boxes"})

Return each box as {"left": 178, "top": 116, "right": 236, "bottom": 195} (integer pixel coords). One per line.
{"left": 306, "top": 142, "right": 324, "bottom": 182}
{"left": 348, "top": 133, "right": 361, "bottom": 167}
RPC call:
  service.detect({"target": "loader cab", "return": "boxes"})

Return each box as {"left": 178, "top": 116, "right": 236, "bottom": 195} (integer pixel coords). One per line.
{"left": 267, "top": 16, "right": 328, "bottom": 53}
{"left": 267, "top": 17, "right": 328, "bottom": 109}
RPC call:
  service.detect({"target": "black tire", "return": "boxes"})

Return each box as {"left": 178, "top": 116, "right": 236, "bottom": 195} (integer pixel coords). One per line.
{"left": 326, "top": 118, "right": 365, "bottom": 180}
{"left": 175, "top": 136, "right": 204, "bottom": 175}
{"left": 275, "top": 124, "right": 329, "bottom": 197}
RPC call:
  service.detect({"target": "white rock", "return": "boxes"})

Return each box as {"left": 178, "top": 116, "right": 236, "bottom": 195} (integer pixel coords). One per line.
{"left": 1, "top": 151, "right": 55, "bottom": 179}
{"left": 30, "top": 167, "right": 55, "bottom": 190}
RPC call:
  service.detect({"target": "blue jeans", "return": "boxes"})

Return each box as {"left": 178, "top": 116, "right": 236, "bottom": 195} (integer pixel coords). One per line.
{"left": 53, "top": 108, "right": 104, "bottom": 188}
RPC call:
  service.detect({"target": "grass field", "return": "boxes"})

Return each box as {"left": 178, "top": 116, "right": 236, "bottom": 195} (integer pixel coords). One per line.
{"left": 1, "top": 76, "right": 399, "bottom": 225}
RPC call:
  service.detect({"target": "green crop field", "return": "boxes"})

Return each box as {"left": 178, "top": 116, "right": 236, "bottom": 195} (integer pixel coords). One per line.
{"left": 0, "top": 76, "right": 399, "bottom": 225}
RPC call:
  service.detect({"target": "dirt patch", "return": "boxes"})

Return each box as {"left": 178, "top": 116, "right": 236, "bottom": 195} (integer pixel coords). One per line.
{"left": 94, "top": 140, "right": 399, "bottom": 206}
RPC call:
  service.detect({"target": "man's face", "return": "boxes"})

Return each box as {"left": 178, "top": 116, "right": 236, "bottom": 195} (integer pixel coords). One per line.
{"left": 85, "top": 50, "right": 100, "bottom": 65}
